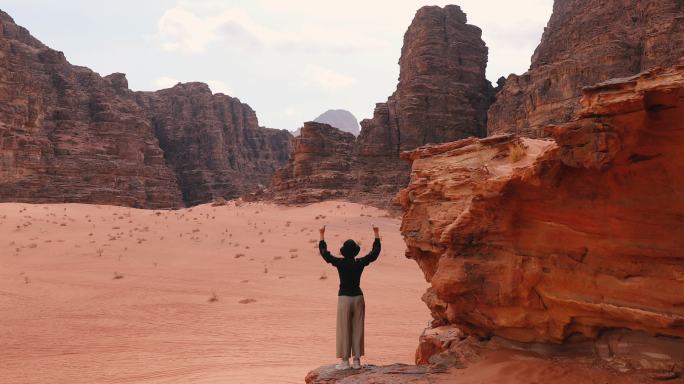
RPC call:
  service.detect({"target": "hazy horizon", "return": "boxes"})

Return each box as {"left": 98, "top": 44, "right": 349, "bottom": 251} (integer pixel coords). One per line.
{"left": 2, "top": 0, "right": 553, "bottom": 131}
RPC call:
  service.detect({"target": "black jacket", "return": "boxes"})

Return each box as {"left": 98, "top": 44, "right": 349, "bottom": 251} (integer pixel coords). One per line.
{"left": 319, "top": 238, "right": 381, "bottom": 296}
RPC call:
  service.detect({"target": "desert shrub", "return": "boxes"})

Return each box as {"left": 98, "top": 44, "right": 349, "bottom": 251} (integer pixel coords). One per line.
{"left": 508, "top": 142, "right": 527, "bottom": 162}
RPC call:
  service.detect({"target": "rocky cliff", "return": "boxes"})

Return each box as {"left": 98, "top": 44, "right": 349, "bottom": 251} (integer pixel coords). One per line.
{"left": 136, "top": 84, "right": 292, "bottom": 206}
{"left": 359, "top": 5, "right": 491, "bottom": 154}
{"left": 303, "top": 62, "right": 684, "bottom": 384}
{"left": 0, "top": 10, "right": 292, "bottom": 208}
{"left": 0, "top": 11, "right": 182, "bottom": 208}
{"left": 271, "top": 121, "right": 356, "bottom": 203}
{"left": 395, "top": 63, "right": 684, "bottom": 372}
{"left": 487, "top": 0, "right": 684, "bottom": 137}
{"left": 272, "top": 5, "right": 492, "bottom": 208}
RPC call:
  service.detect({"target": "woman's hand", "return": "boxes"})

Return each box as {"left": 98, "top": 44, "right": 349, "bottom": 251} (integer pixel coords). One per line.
{"left": 372, "top": 223, "right": 379, "bottom": 238}
{"left": 319, "top": 225, "right": 326, "bottom": 241}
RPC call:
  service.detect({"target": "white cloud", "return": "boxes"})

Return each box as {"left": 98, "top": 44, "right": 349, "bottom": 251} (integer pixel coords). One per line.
{"left": 207, "top": 80, "right": 232, "bottom": 95}
{"left": 155, "top": 76, "right": 180, "bottom": 89}
{"left": 157, "top": 7, "right": 216, "bottom": 52}
{"left": 250, "top": 0, "right": 553, "bottom": 77}
{"left": 301, "top": 65, "right": 357, "bottom": 92}
{"left": 155, "top": 3, "right": 387, "bottom": 53}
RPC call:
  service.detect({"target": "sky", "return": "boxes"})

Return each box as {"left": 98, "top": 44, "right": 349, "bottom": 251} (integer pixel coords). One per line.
{"left": 2, "top": 0, "right": 554, "bottom": 132}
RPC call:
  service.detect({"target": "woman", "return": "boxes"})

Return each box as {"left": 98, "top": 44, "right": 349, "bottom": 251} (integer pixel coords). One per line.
{"left": 318, "top": 224, "right": 381, "bottom": 370}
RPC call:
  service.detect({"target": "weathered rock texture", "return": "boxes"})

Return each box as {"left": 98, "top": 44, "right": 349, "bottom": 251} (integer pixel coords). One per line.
{"left": 397, "top": 64, "right": 684, "bottom": 346}
{"left": 487, "top": 0, "right": 684, "bottom": 137}
{"left": 0, "top": 10, "right": 291, "bottom": 208}
{"left": 305, "top": 364, "right": 441, "bottom": 384}
{"left": 136, "top": 84, "right": 292, "bottom": 205}
{"left": 305, "top": 329, "right": 680, "bottom": 383}
{"left": 0, "top": 11, "right": 182, "bottom": 208}
{"left": 271, "top": 121, "right": 356, "bottom": 204}
{"left": 272, "top": 5, "right": 492, "bottom": 208}
{"left": 359, "top": 4, "right": 491, "bottom": 153}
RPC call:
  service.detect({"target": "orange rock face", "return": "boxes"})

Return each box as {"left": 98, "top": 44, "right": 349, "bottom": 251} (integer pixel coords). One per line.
{"left": 487, "top": 0, "right": 684, "bottom": 137}
{"left": 397, "top": 64, "right": 684, "bottom": 343}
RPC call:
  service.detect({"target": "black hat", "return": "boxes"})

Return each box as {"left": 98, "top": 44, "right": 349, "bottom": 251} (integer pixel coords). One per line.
{"left": 340, "top": 239, "right": 360, "bottom": 258}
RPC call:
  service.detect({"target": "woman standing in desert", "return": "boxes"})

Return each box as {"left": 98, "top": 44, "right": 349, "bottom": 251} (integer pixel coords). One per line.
{"left": 318, "top": 224, "right": 381, "bottom": 370}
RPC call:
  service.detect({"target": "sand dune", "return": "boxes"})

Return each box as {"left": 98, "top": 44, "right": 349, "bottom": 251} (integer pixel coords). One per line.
{"left": 0, "top": 200, "right": 428, "bottom": 384}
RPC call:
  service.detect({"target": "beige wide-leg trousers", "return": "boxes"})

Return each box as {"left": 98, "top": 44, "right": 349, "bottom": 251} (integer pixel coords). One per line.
{"left": 336, "top": 295, "right": 365, "bottom": 359}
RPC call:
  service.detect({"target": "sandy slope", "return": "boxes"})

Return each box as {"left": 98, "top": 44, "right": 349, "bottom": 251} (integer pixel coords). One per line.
{"left": 0, "top": 200, "right": 429, "bottom": 384}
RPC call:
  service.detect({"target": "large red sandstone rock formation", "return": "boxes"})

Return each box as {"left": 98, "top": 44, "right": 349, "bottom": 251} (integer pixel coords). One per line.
{"left": 271, "top": 121, "right": 356, "bottom": 203}
{"left": 397, "top": 64, "right": 684, "bottom": 347}
{"left": 136, "top": 84, "right": 292, "bottom": 205}
{"left": 0, "top": 11, "right": 182, "bottom": 208}
{"left": 359, "top": 4, "right": 491, "bottom": 153}
{"left": 272, "top": 5, "right": 492, "bottom": 207}
{"left": 0, "top": 10, "right": 292, "bottom": 208}
{"left": 487, "top": 0, "right": 684, "bottom": 137}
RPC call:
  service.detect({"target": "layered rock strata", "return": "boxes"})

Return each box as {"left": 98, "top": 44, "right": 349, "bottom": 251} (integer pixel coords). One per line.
{"left": 0, "top": 11, "right": 182, "bottom": 208}
{"left": 0, "top": 10, "right": 291, "bottom": 208}
{"left": 136, "top": 84, "right": 292, "bottom": 205}
{"left": 272, "top": 5, "right": 492, "bottom": 208}
{"left": 397, "top": 64, "right": 684, "bottom": 346}
{"left": 487, "top": 0, "right": 684, "bottom": 137}
{"left": 271, "top": 121, "right": 356, "bottom": 204}
{"left": 359, "top": 4, "right": 491, "bottom": 153}
{"left": 306, "top": 327, "right": 682, "bottom": 383}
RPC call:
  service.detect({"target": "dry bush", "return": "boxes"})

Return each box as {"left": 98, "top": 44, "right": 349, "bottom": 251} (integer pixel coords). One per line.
{"left": 113, "top": 272, "right": 124, "bottom": 280}
{"left": 211, "top": 197, "right": 228, "bottom": 207}
{"left": 508, "top": 142, "right": 527, "bottom": 162}
{"left": 208, "top": 291, "right": 219, "bottom": 303}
